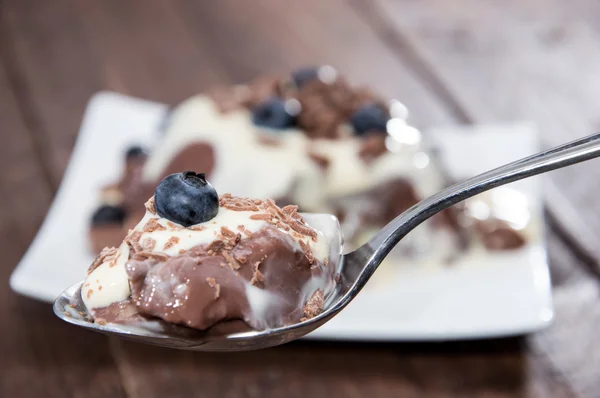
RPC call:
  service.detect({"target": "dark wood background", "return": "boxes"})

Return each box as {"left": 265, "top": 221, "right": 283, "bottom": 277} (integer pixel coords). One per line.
{"left": 2, "top": 0, "right": 600, "bottom": 397}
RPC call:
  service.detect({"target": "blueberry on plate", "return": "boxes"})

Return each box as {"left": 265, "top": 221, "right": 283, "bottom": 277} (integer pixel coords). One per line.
{"left": 154, "top": 171, "right": 219, "bottom": 227}
{"left": 292, "top": 66, "right": 320, "bottom": 88}
{"left": 125, "top": 145, "right": 147, "bottom": 161}
{"left": 350, "top": 103, "right": 390, "bottom": 135}
{"left": 291, "top": 65, "right": 337, "bottom": 88}
{"left": 91, "top": 205, "right": 126, "bottom": 226}
{"left": 251, "top": 97, "right": 296, "bottom": 129}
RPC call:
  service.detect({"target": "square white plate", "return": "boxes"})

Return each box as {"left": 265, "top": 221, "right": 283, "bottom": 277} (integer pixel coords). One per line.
{"left": 10, "top": 92, "right": 553, "bottom": 341}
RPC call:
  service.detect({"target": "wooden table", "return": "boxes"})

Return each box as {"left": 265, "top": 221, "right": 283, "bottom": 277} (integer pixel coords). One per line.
{"left": 1, "top": 1, "right": 599, "bottom": 396}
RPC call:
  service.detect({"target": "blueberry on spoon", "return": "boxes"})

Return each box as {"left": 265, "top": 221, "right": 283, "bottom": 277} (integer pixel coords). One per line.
{"left": 154, "top": 171, "right": 219, "bottom": 227}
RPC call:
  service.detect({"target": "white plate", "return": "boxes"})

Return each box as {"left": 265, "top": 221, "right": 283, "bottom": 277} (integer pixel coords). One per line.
{"left": 10, "top": 92, "right": 553, "bottom": 341}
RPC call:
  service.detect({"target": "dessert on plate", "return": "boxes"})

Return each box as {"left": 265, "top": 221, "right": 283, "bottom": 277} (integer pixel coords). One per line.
{"left": 82, "top": 172, "right": 336, "bottom": 331}
{"left": 89, "top": 66, "right": 530, "bottom": 267}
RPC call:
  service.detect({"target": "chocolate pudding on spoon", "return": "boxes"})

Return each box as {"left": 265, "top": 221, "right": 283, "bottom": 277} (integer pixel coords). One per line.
{"left": 82, "top": 171, "right": 338, "bottom": 332}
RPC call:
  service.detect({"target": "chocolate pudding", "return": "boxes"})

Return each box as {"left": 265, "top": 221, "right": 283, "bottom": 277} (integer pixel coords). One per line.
{"left": 82, "top": 173, "right": 336, "bottom": 331}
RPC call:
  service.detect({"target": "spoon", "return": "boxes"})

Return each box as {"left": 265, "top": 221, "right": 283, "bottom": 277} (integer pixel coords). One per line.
{"left": 54, "top": 132, "right": 600, "bottom": 351}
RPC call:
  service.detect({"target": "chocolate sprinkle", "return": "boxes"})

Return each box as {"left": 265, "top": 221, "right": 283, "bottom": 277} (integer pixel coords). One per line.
{"left": 142, "top": 237, "right": 156, "bottom": 251}
{"left": 125, "top": 230, "right": 143, "bottom": 253}
{"left": 237, "top": 225, "right": 254, "bottom": 237}
{"left": 222, "top": 251, "right": 241, "bottom": 270}
{"left": 301, "top": 289, "right": 324, "bottom": 321}
{"left": 145, "top": 197, "right": 156, "bottom": 214}
{"left": 143, "top": 218, "right": 167, "bottom": 233}
{"left": 134, "top": 251, "right": 169, "bottom": 261}
{"left": 88, "top": 247, "right": 118, "bottom": 274}
{"left": 298, "top": 240, "right": 315, "bottom": 265}
{"left": 220, "top": 194, "right": 260, "bottom": 211}
{"left": 250, "top": 261, "right": 265, "bottom": 288}
{"left": 163, "top": 236, "right": 180, "bottom": 251}
{"left": 250, "top": 213, "right": 273, "bottom": 221}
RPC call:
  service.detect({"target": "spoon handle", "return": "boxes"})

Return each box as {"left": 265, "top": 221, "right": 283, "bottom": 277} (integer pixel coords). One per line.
{"left": 360, "top": 132, "right": 600, "bottom": 263}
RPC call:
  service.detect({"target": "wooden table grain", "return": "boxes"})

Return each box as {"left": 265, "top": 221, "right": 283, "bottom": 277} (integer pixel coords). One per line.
{"left": 1, "top": 1, "right": 599, "bottom": 397}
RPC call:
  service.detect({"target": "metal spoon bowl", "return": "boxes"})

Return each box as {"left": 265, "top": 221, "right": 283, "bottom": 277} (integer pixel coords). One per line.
{"left": 54, "top": 133, "right": 600, "bottom": 351}
{"left": 55, "top": 213, "right": 344, "bottom": 352}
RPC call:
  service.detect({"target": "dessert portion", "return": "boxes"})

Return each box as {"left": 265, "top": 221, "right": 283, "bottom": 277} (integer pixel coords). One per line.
{"left": 89, "top": 66, "right": 529, "bottom": 265}
{"left": 83, "top": 172, "right": 336, "bottom": 331}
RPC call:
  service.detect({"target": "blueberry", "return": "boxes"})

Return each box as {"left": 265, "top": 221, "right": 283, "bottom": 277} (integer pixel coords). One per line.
{"left": 251, "top": 97, "right": 296, "bottom": 129}
{"left": 125, "top": 145, "right": 147, "bottom": 161}
{"left": 154, "top": 171, "right": 219, "bottom": 227}
{"left": 291, "top": 65, "right": 337, "bottom": 88}
{"left": 292, "top": 66, "right": 320, "bottom": 88}
{"left": 350, "top": 103, "right": 390, "bottom": 135}
{"left": 91, "top": 205, "right": 126, "bottom": 226}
